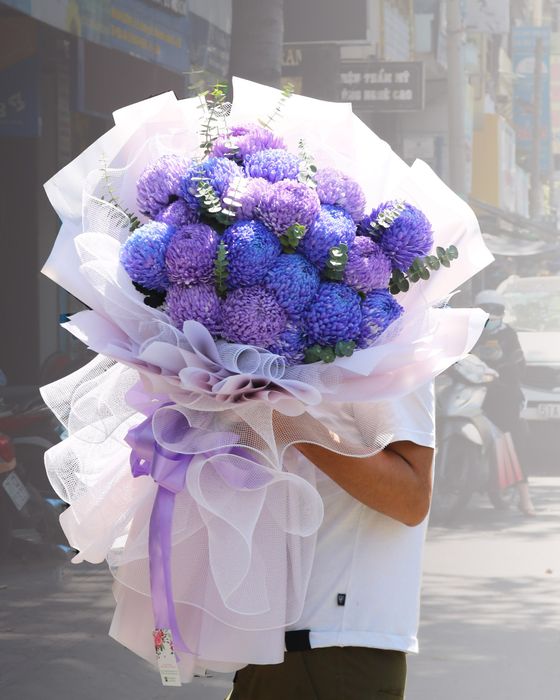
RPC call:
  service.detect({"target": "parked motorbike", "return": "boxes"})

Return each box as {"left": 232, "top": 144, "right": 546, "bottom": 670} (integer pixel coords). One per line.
{"left": 431, "top": 354, "right": 517, "bottom": 522}
{"left": 0, "top": 431, "right": 67, "bottom": 560}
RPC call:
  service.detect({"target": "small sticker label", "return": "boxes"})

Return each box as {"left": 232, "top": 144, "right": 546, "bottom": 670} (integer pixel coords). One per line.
{"left": 153, "top": 628, "right": 182, "bottom": 687}
{"left": 337, "top": 593, "right": 346, "bottom": 606}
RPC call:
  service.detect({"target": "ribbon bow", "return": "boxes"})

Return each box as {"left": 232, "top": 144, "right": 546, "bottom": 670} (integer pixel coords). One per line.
{"left": 125, "top": 405, "right": 237, "bottom": 658}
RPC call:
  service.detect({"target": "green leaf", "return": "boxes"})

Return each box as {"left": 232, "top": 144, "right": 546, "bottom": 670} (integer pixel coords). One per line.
{"left": 214, "top": 240, "right": 229, "bottom": 297}
{"left": 324, "top": 244, "right": 349, "bottom": 281}
{"left": 398, "top": 278, "right": 410, "bottom": 293}
{"left": 409, "top": 272, "right": 420, "bottom": 283}
{"left": 419, "top": 267, "right": 430, "bottom": 281}
{"left": 426, "top": 255, "right": 440, "bottom": 270}
{"left": 304, "top": 344, "right": 324, "bottom": 364}
{"left": 436, "top": 246, "right": 446, "bottom": 258}
{"left": 390, "top": 284, "right": 401, "bottom": 295}
{"left": 447, "top": 245, "right": 459, "bottom": 260}
{"left": 280, "top": 223, "right": 307, "bottom": 253}
{"left": 334, "top": 340, "right": 356, "bottom": 358}
{"left": 320, "top": 347, "right": 336, "bottom": 363}
{"left": 440, "top": 257, "right": 451, "bottom": 268}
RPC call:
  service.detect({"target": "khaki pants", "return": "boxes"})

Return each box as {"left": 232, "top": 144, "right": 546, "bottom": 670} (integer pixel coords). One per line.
{"left": 226, "top": 647, "right": 407, "bottom": 700}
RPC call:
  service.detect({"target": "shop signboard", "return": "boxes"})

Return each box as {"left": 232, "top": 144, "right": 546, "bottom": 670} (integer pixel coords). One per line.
{"left": 340, "top": 61, "right": 424, "bottom": 112}
{"left": 1, "top": 0, "right": 190, "bottom": 73}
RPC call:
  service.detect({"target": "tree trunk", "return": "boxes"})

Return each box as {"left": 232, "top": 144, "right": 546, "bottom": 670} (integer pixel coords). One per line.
{"left": 229, "top": 0, "right": 284, "bottom": 89}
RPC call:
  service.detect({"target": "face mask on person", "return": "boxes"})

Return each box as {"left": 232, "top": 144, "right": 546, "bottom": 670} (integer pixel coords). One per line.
{"left": 485, "top": 317, "right": 503, "bottom": 333}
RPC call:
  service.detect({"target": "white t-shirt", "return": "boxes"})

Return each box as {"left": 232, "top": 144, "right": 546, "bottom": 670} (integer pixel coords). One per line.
{"left": 286, "top": 381, "right": 435, "bottom": 654}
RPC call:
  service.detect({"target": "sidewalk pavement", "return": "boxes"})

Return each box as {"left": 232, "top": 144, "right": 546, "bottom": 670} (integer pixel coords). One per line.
{"left": 1, "top": 476, "right": 559, "bottom": 700}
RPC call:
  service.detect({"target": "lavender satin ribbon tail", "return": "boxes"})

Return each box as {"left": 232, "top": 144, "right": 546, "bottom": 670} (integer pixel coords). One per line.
{"left": 126, "top": 414, "right": 191, "bottom": 657}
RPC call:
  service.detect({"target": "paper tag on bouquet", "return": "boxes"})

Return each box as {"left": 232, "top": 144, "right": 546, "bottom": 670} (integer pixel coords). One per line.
{"left": 153, "top": 628, "right": 181, "bottom": 686}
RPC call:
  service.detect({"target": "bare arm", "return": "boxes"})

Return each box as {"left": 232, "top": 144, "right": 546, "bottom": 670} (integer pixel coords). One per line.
{"left": 294, "top": 440, "right": 434, "bottom": 527}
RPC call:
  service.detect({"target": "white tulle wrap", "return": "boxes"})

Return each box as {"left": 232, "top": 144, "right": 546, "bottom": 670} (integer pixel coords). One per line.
{"left": 40, "top": 78, "right": 493, "bottom": 681}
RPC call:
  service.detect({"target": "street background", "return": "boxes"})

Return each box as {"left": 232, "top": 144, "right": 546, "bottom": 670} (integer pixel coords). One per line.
{"left": 1, "top": 1, "right": 560, "bottom": 699}
{"left": 2, "top": 479, "right": 560, "bottom": 699}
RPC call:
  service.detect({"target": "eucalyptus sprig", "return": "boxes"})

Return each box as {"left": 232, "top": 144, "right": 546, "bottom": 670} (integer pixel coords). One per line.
{"left": 99, "top": 155, "right": 141, "bottom": 232}
{"left": 304, "top": 340, "right": 356, "bottom": 364}
{"left": 198, "top": 82, "right": 230, "bottom": 156}
{"left": 214, "top": 240, "right": 229, "bottom": 298}
{"left": 297, "top": 139, "right": 317, "bottom": 188}
{"left": 389, "top": 245, "right": 459, "bottom": 295}
{"left": 323, "top": 244, "right": 349, "bottom": 281}
{"left": 279, "top": 223, "right": 306, "bottom": 253}
{"left": 366, "top": 199, "right": 406, "bottom": 236}
{"left": 259, "top": 82, "right": 295, "bottom": 130}
{"left": 195, "top": 179, "right": 236, "bottom": 227}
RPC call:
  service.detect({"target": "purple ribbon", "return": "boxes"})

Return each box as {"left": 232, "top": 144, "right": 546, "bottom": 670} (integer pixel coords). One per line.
{"left": 125, "top": 409, "right": 194, "bottom": 657}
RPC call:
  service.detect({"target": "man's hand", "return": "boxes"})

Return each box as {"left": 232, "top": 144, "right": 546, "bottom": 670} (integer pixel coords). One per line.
{"left": 294, "top": 440, "right": 434, "bottom": 527}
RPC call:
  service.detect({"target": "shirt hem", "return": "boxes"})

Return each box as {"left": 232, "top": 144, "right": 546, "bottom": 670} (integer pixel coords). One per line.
{"left": 308, "top": 630, "right": 419, "bottom": 654}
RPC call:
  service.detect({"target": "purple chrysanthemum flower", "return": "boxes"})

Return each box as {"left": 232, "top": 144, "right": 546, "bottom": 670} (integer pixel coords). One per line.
{"left": 361, "top": 202, "right": 434, "bottom": 272}
{"left": 165, "top": 283, "right": 222, "bottom": 334}
{"left": 244, "top": 149, "right": 301, "bottom": 183}
{"left": 315, "top": 168, "right": 366, "bottom": 222}
{"left": 211, "top": 123, "right": 286, "bottom": 161}
{"left": 344, "top": 236, "right": 392, "bottom": 293}
{"left": 359, "top": 289, "right": 404, "bottom": 348}
{"left": 222, "top": 220, "right": 282, "bottom": 287}
{"left": 264, "top": 254, "right": 320, "bottom": 318}
{"left": 221, "top": 286, "right": 287, "bottom": 348}
{"left": 268, "top": 324, "right": 307, "bottom": 365}
{"left": 155, "top": 199, "right": 198, "bottom": 229}
{"left": 224, "top": 176, "right": 269, "bottom": 220}
{"left": 120, "top": 221, "right": 174, "bottom": 292}
{"left": 136, "top": 155, "right": 190, "bottom": 218}
{"left": 300, "top": 205, "right": 356, "bottom": 269}
{"left": 180, "top": 156, "right": 243, "bottom": 207}
{"left": 305, "top": 282, "right": 362, "bottom": 346}
{"left": 165, "top": 223, "right": 218, "bottom": 286}
{"left": 256, "top": 180, "right": 320, "bottom": 235}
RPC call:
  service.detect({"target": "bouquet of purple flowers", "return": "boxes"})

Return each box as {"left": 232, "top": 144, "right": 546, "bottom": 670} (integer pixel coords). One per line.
{"left": 40, "top": 79, "right": 492, "bottom": 684}
{"left": 121, "top": 118, "right": 457, "bottom": 366}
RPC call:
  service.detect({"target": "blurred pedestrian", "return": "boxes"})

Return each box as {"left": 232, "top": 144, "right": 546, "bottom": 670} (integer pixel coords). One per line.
{"left": 473, "top": 290, "right": 536, "bottom": 516}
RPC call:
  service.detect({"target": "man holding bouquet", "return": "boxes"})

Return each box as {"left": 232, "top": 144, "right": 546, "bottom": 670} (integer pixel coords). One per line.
{"left": 228, "top": 382, "right": 435, "bottom": 700}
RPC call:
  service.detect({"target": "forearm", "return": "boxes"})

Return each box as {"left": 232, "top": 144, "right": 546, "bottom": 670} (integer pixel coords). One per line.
{"left": 295, "top": 441, "right": 434, "bottom": 527}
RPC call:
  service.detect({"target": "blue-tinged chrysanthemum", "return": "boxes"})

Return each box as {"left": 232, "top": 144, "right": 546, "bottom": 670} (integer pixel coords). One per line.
{"left": 268, "top": 324, "right": 307, "bottom": 365}
{"left": 264, "top": 254, "right": 320, "bottom": 318}
{"left": 244, "top": 149, "right": 301, "bottom": 183}
{"left": 180, "top": 156, "right": 243, "bottom": 207}
{"left": 300, "top": 205, "right": 356, "bottom": 269}
{"left": 165, "top": 223, "right": 218, "bottom": 286}
{"left": 222, "top": 220, "right": 282, "bottom": 287}
{"left": 221, "top": 286, "right": 287, "bottom": 348}
{"left": 359, "top": 289, "right": 404, "bottom": 348}
{"left": 165, "top": 283, "right": 222, "bottom": 334}
{"left": 257, "top": 180, "right": 320, "bottom": 235}
{"left": 315, "top": 168, "right": 366, "bottom": 222}
{"left": 305, "top": 282, "right": 362, "bottom": 346}
{"left": 211, "top": 123, "right": 286, "bottom": 161}
{"left": 136, "top": 154, "right": 190, "bottom": 218}
{"left": 344, "top": 236, "right": 392, "bottom": 293}
{"left": 120, "top": 221, "right": 174, "bottom": 292}
{"left": 360, "top": 202, "right": 433, "bottom": 272}
{"left": 155, "top": 198, "right": 198, "bottom": 229}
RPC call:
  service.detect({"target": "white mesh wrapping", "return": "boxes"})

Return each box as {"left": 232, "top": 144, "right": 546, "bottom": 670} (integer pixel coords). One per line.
{"left": 40, "top": 79, "right": 493, "bottom": 682}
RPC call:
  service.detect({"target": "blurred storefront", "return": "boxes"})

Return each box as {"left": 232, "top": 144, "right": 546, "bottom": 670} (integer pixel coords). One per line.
{"left": 0, "top": 1, "right": 230, "bottom": 384}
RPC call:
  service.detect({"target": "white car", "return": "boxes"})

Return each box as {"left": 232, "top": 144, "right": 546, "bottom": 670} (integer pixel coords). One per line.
{"left": 497, "top": 275, "right": 560, "bottom": 422}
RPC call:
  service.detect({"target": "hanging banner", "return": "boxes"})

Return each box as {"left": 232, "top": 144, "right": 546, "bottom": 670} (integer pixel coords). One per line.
{"left": 512, "top": 26, "right": 552, "bottom": 173}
